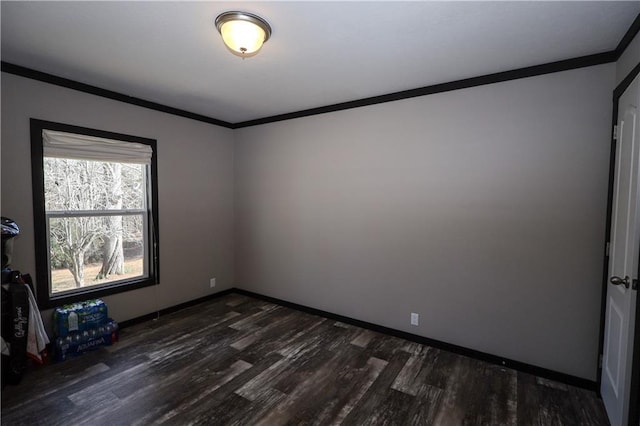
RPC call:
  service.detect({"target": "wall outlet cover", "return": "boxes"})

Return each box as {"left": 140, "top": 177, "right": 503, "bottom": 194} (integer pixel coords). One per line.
{"left": 411, "top": 312, "right": 419, "bottom": 326}
{"left": 210, "top": 278, "right": 216, "bottom": 288}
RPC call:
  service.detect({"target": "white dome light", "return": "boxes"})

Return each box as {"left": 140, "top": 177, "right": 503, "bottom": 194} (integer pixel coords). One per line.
{"left": 215, "top": 11, "right": 272, "bottom": 58}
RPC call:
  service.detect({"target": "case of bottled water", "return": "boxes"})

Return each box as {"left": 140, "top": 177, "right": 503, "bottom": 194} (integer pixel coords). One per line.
{"left": 53, "top": 299, "right": 118, "bottom": 362}
{"left": 53, "top": 299, "right": 108, "bottom": 337}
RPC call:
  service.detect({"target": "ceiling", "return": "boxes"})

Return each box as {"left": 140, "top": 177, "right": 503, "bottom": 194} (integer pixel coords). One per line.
{"left": 2, "top": 2, "right": 639, "bottom": 124}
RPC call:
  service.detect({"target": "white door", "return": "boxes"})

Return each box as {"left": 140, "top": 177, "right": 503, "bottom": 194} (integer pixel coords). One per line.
{"left": 601, "top": 73, "right": 640, "bottom": 426}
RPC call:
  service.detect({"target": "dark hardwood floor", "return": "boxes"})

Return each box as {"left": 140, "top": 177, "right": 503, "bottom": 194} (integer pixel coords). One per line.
{"left": 1, "top": 293, "right": 609, "bottom": 425}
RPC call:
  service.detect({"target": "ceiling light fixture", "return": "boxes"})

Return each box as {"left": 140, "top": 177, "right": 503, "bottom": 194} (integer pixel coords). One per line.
{"left": 215, "top": 11, "right": 272, "bottom": 58}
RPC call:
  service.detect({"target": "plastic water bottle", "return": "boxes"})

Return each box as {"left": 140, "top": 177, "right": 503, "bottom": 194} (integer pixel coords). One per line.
{"left": 55, "top": 337, "right": 66, "bottom": 361}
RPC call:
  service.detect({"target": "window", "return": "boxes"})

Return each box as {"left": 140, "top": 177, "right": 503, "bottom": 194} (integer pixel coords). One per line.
{"left": 30, "top": 119, "right": 159, "bottom": 308}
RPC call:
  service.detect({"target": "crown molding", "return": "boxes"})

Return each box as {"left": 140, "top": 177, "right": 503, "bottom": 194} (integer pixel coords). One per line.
{"left": 233, "top": 51, "right": 617, "bottom": 129}
{"left": 0, "top": 62, "right": 235, "bottom": 129}
{"left": 2, "top": 12, "right": 638, "bottom": 129}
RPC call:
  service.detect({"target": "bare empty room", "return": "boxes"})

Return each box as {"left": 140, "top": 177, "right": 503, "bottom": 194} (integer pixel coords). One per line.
{"left": 1, "top": 2, "right": 640, "bottom": 425}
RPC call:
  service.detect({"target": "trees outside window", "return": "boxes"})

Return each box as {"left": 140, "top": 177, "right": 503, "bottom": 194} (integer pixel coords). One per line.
{"left": 31, "top": 119, "right": 159, "bottom": 308}
{"left": 44, "top": 158, "right": 145, "bottom": 292}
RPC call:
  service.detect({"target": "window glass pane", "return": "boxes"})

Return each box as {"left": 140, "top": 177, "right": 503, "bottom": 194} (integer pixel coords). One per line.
{"left": 43, "top": 158, "right": 145, "bottom": 211}
{"left": 49, "top": 215, "right": 146, "bottom": 294}
{"left": 32, "top": 120, "right": 158, "bottom": 308}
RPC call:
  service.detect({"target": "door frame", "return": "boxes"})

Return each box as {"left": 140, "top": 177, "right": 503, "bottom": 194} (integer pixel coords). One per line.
{"left": 631, "top": 268, "right": 640, "bottom": 425}
{"left": 598, "top": 61, "right": 640, "bottom": 425}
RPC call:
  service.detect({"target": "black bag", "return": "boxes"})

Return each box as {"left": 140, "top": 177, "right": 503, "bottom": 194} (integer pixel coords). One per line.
{"left": 1, "top": 270, "right": 30, "bottom": 387}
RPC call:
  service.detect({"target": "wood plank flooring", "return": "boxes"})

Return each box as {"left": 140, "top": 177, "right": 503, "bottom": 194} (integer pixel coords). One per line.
{"left": 1, "top": 293, "right": 609, "bottom": 425}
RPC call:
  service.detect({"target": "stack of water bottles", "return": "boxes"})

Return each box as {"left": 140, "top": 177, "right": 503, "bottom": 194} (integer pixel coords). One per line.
{"left": 53, "top": 299, "right": 119, "bottom": 362}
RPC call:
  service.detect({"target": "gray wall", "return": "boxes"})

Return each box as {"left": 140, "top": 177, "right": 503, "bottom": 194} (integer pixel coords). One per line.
{"left": 1, "top": 73, "right": 235, "bottom": 332}
{"left": 235, "top": 64, "right": 615, "bottom": 380}
{"left": 616, "top": 30, "right": 639, "bottom": 86}
{"left": 2, "top": 55, "right": 628, "bottom": 381}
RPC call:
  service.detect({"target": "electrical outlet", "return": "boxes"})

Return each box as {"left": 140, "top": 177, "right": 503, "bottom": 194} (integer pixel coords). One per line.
{"left": 411, "top": 313, "right": 419, "bottom": 326}
{"left": 210, "top": 278, "right": 216, "bottom": 288}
